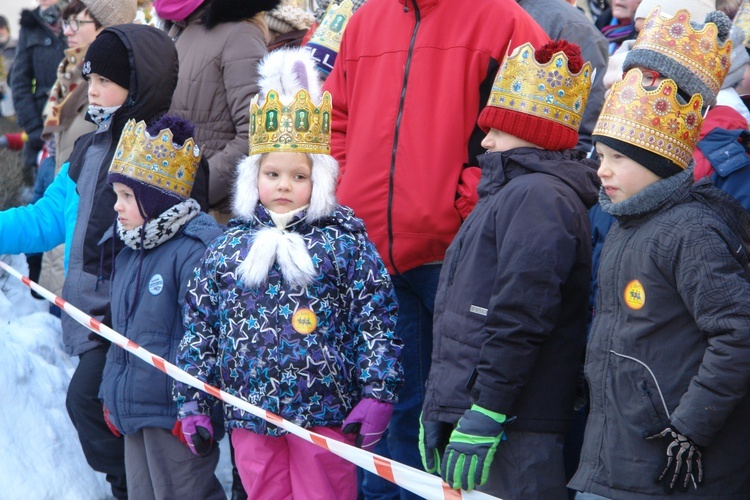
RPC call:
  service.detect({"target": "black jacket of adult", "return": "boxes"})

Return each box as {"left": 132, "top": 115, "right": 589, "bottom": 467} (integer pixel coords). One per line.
{"left": 422, "top": 148, "right": 600, "bottom": 433}
{"left": 11, "top": 8, "right": 66, "bottom": 144}
{"left": 62, "top": 24, "right": 209, "bottom": 356}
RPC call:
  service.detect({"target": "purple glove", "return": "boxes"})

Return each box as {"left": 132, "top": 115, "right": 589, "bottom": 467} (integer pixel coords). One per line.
{"left": 342, "top": 398, "right": 394, "bottom": 451}
{"left": 178, "top": 401, "right": 214, "bottom": 457}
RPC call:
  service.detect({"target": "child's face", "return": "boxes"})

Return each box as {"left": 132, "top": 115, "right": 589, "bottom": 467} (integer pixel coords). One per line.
{"left": 113, "top": 182, "right": 145, "bottom": 230}
{"left": 481, "top": 128, "right": 540, "bottom": 152}
{"left": 596, "top": 142, "right": 661, "bottom": 204}
{"left": 258, "top": 153, "right": 313, "bottom": 214}
{"left": 87, "top": 73, "right": 129, "bottom": 108}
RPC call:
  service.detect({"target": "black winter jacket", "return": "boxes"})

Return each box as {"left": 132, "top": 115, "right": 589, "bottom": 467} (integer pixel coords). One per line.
{"left": 570, "top": 175, "right": 750, "bottom": 499}
{"left": 10, "top": 8, "right": 66, "bottom": 142}
{"left": 423, "top": 148, "right": 599, "bottom": 433}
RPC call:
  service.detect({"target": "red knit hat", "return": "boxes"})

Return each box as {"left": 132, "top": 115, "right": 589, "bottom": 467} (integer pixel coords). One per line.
{"left": 478, "top": 40, "right": 593, "bottom": 151}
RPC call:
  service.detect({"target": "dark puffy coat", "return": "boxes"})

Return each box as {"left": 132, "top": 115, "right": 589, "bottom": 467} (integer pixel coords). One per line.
{"left": 100, "top": 213, "right": 223, "bottom": 435}
{"left": 570, "top": 176, "right": 750, "bottom": 499}
{"left": 10, "top": 8, "right": 66, "bottom": 142}
{"left": 422, "top": 148, "right": 600, "bottom": 433}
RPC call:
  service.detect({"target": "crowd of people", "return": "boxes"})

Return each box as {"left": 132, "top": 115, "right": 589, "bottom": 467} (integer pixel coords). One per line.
{"left": 1, "top": 0, "right": 750, "bottom": 499}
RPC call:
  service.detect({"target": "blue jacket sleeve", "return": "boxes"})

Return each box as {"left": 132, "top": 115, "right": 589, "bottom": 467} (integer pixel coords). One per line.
{"left": 0, "top": 163, "right": 70, "bottom": 255}
{"left": 346, "top": 233, "right": 404, "bottom": 402}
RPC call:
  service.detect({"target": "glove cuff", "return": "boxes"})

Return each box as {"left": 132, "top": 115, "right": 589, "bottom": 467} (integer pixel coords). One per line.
{"left": 470, "top": 404, "right": 507, "bottom": 425}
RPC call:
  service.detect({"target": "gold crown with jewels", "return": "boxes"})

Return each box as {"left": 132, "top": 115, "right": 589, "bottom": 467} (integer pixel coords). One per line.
{"left": 634, "top": 7, "right": 732, "bottom": 99}
{"left": 593, "top": 68, "right": 704, "bottom": 170}
{"left": 308, "top": 0, "right": 354, "bottom": 52}
{"left": 733, "top": 0, "right": 750, "bottom": 48}
{"left": 249, "top": 88, "right": 332, "bottom": 155}
{"left": 109, "top": 119, "right": 201, "bottom": 198}
{"left": 486, "top": 42, "right": 593, "bottom": 131}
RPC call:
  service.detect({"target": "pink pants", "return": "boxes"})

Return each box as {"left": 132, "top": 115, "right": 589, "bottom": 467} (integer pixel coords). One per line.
{"left": 231, "top": 426, "right": 357, "bottom": 500}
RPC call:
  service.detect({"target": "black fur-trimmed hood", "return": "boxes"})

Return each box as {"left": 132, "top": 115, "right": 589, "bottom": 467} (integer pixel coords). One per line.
{"left": 202, "top": 0, "right": 281, "bottom": 29}
{"left": 19, "top": 8, "right": 47, "bottom": 29}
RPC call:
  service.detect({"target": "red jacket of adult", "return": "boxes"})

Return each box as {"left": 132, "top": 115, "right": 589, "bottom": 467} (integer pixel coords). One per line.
{"left": 324, "top": 0, "right": 548, "bottom": 274}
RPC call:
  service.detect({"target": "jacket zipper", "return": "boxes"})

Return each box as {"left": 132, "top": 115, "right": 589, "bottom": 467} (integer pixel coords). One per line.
{"left": 387, "top": 0, "right": 421, "bottom": 275}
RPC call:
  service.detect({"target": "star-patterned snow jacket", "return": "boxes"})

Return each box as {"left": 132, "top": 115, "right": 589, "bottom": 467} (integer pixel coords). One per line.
{"left": 174, "top": 204, "right": 403, "bottom": 435}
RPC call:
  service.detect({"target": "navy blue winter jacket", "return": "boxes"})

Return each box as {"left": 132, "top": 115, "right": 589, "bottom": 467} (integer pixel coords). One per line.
{"left": 100, "top": 213, "right": 223, "bottom": 435}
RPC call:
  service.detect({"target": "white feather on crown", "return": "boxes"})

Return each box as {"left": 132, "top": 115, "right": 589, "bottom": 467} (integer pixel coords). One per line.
{"left": 232, "top": 47, "right": 339, "bottom": 289}
{"left": 256, "top": 46, "right": 324, "bottom": 106}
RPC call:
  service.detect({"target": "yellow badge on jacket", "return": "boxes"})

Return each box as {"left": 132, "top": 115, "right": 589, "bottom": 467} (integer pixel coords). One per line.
{"left": 624, "top": 280, "right": 645, "bottom": 310}
{"left": 292, "top": 308, "right": 318, "bottom": 334}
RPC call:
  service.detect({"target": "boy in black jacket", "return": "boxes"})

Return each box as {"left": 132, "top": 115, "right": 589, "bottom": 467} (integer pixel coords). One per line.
{"left": 419, "top": 40, "right": 600, "bottom": 498}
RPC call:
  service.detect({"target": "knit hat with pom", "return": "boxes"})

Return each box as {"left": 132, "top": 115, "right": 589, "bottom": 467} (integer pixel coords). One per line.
{"left": 623, "top": 9, "right": 733, "bottom": 107}
{"left": 478, "top": 40, "right": 593, "bottom": 151}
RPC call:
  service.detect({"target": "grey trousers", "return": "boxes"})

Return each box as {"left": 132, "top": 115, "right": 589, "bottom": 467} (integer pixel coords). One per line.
{"left": 124, "top": 426, "right": 226, "bottom": 500}
{"left": 479, "top": 430, "right": 568, "bottom": 500}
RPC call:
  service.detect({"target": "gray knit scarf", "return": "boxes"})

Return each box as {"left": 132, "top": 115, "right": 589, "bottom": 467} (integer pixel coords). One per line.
{"left": 600, "top": 166, "right": 693, "bottom": 217}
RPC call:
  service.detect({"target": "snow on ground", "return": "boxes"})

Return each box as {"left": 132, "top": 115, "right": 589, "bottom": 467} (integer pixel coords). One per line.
{"left": 0, "top": 254, "right": 233, "bottom": 499}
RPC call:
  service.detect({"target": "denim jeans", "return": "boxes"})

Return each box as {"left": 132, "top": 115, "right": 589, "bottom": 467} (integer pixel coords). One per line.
{"left": 32, "top": 155, "right": 56, "bottom": 203}
{"left": 360, "top": 263, "right": 442, "bottom": 499}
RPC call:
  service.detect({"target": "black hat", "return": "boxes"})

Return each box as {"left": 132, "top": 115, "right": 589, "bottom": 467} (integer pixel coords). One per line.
{"left": 82, "top": 31, "right": 131, "bottom": 90}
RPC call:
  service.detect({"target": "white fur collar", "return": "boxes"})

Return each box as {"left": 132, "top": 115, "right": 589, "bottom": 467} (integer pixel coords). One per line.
{"left": 236, "top": 225, "right": 316, "bottom": 289}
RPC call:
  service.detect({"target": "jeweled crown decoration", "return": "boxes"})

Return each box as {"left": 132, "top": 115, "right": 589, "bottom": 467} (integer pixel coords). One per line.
{"left": 594, "top": 68, "right": 704, "bottom": 170}
{"left": 635, "top": 7, "right": 732, "bottom": 99}
{"left": 308, "top": 0, "right": 354, "bottom": 51}
{"left": 487, "top": 42, "right": 593, "bottom": 132}
{"left": 249, "top": 88, "right": 332, "bottom": 155}
{"left": 109, "top": 119, "right": 201, "bottom": 198}
{"left": 733, "top": 0, "right": 750, "bottom": 48}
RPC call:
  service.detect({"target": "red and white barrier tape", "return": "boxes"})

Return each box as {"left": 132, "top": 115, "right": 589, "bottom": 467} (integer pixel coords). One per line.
{"left": 0, "top": 259, "right": 499, "bottom": 500}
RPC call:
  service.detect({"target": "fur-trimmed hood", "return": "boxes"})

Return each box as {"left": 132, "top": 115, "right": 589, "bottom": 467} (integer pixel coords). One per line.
{"left": 20, "top": 7, "right": 58, "bottom": 29}
{"left": 233, "top": 153, "right": 339, "bottom": 223}
{"left": 202, "top": 0, "right": 281, "bottom": 29}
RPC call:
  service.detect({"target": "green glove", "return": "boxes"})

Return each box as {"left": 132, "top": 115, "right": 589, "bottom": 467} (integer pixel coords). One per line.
{"left": 440, "top": 404, "right": 507, "bottom": 491}
{"left": 418, "top": 412, "right": 452, "bottom": 473}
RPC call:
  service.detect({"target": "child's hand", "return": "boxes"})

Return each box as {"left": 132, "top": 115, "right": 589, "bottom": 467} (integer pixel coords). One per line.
{"left": 176, "top": 401, "right": 214, "bottom": 457}
{"left": 342, "top": 398, "right": 394, "bottom": 451}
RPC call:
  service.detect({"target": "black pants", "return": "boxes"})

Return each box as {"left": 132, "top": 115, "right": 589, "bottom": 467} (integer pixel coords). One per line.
{"left": 66, "top": 343, "right": 127, "bottom": 499}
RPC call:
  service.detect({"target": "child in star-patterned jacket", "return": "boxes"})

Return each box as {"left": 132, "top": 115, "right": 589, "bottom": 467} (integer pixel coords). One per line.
{"left": 174, "top": 47, "right": 404, "bottom": 499}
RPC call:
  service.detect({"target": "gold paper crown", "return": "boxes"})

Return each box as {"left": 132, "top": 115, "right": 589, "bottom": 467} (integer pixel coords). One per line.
{"left": 593, "top": 69, "right": 704, "bottom": 170}
{"left": 109, "top": 119, "right": 201, "bottom": 198}
{"left": 308, "top": 0, "right": 354, "bottom": 51}
{"left": 634, "top": 7, "right": 732, "bottom": 99}
{"left": 487, "top": 42, "right": 593, "bottom": 132}
{"left": 734, "top": 0, "right": 750, "bottom": 48}
{"left": 249, "top": 88, "right": 332, "bottom": 155}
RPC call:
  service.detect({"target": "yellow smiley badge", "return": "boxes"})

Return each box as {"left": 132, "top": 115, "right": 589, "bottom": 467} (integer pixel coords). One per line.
{"left": 292, "top": 308, "right": 318, "bottom": 334}
{"left": 623, "top": 280, "right": 645, "bottom": 310}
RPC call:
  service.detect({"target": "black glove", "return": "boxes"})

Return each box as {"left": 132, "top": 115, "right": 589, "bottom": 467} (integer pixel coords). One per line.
{"left": 647, "top": 426, "right": 703, "bottom": 492}
{"left": 418, "top": 412, "right": 452, "bottom": 473}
